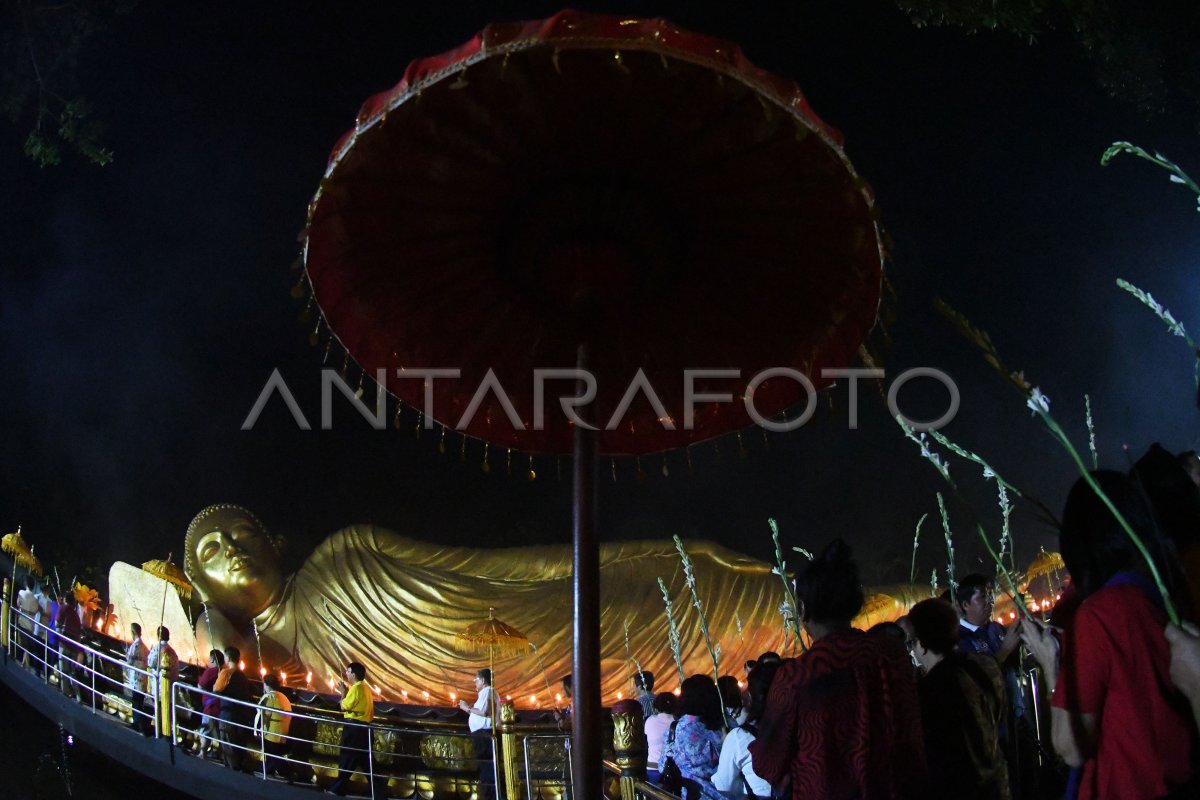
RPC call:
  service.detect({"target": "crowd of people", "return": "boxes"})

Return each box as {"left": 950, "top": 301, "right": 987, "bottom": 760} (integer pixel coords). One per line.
{"left": 10, "top": 443, "right": 1200, "bottom": 800}
{"left": 636, "top": 446, "right": 1200, "bottom": 800}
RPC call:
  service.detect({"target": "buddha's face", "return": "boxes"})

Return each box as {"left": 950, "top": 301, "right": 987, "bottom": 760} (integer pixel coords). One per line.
{"left": 190, "top": 507, "right": 283, "bottom": 622}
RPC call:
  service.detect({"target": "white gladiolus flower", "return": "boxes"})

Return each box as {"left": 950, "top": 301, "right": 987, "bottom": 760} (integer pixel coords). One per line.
{"left": 1027, "top": 387, "right": 1051, "bottom": 415}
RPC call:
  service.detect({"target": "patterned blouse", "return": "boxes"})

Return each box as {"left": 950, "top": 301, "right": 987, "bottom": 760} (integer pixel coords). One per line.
{"left": 660, "top": 714, "right": 725, "bottom": 799}
{"left": 750, "top": 628, "right": 926, "bottom": 799}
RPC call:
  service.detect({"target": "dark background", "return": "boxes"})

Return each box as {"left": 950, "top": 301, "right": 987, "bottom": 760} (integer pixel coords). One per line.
{"left": 2, "top": 0, "right": 1198, "bottom": 591}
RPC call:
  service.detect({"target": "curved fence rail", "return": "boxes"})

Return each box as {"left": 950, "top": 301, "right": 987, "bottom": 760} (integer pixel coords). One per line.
{"left": 1, "top": 587, "right": 673, "bottom": 800}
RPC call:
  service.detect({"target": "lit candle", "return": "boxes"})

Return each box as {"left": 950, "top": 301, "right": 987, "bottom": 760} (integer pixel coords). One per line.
{"left": 505, "top": 695, "right": 512, "bottom": 701}
{"left": 422, "top": 690, "right": 430, "bottom": 700}
{"left": 555, "top": 693, "right": 562, "bottom": 703}
{"left": 239, "top": 660, "right": 246, "bottom": 671}
{"left": 280, "top": 671, "right": 287, "bottom": 684}
{"left": 259, "top": 667, "right": 267, "bottom": 678}
{"left": 401, "top": 690, "right": 409, "bottom": 699}
{"left": 449, "top": 691, "right": 457, "bottom": 702}
{"left": 616, "top": 691, "right": 623, "bottom": 700}
{"left": 673, "top": 688, "right": 681, "bottom": 696}
{"left": 305, "top": 671, "right": 313, "bottom": 686}
{"left": 529, "top": 694, "right": 537, "bottom": 705}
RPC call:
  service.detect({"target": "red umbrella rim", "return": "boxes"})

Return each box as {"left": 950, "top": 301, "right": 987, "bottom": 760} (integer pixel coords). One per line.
{"left": 303, "top": 9, "right": 884, "bottom": 456}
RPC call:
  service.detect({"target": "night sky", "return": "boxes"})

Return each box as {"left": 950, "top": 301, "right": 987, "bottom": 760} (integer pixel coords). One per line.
{"left": 2, "top": 0, "right": 1198, "bottom": 590}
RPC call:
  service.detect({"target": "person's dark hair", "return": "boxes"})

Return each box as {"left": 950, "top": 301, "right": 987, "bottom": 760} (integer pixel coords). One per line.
{"left": 745, "top": 661, "right": 780, "bottom": 722}
{"left": 477, "top": 668, "right": 492, "bottom": 685}
{"left": 157, "top": 625, "right": 169, "bottom": 640}
{"left": 130, "top": 622, "right": 141, "bottom": 637}
{"left": 743, "top": 659, "right": 757, "bottom": 673}
{"left": 1132, "top": 443, "right": 1200, "bottom": 548}
{"left": 1061, "top": 470, "right": 1177, "bottom": 601}
{"left": 634, "top": 671, "right": 654, "bottom": 691}
{"left": 756, "top": 652, "right": 780, "bottom": 664}
{"left": 956, "top": 573, "right": 992, "bottom": 614}
{"left": 24, "top": 575, "right": 35, "bottom": 591}
{"left": 678, "top": 674, "right": 724, "bottom": 731}
{"left": 907, "top": 598, "right": 961, "bottom": 656}
{"left": 263, "top": 674, "right": 281, "bottom": 690}
{"left": 561, "top": 674, "right": 572, "bottom": 693}
{"left": 209, "top": 649, "right": 225, "bottom": 667}
{"left": 224, "top": 646, "right": 240, "bottom": 664}
{"left": 867, "top": 621, "right": 907, "bottom": 643}
{"left": 795, "top": 539, "right": 864, "bottom": 624}
{"left": 347, "top": 662, "right": 366, "bottom": 681}
{"left": 717, "top": 675, "right": 742, "bottom": 710}
{"left": 652, "top": 691, "right": 677, "bottom": 716}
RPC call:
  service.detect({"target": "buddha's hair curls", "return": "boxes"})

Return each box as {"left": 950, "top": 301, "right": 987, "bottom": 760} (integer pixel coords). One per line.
{"left": 183, "top": 504, "right": 281, "bottom": 590}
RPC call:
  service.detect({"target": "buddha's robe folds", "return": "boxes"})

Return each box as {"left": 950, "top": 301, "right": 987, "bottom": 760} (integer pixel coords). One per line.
{"left": 243, "top": 527, "right": 924, "bottom": 703}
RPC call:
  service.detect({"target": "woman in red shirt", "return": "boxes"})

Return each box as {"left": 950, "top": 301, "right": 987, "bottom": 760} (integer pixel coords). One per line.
{"left": 1022, "top": 470, "right": 1197, "bottom": 800}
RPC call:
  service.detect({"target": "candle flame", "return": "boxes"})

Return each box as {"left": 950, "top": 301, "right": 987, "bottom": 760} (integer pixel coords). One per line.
{"left": 306, "top": 671, "right": 313, "bottom": 685}
{"left": 238, "top": 660, "right": 245, "bottom": 671}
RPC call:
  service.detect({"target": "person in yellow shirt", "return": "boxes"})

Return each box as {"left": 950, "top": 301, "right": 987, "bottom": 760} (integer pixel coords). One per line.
{"left": 254, "top": 674, "right": 297, "bottom": 782}
{"left": 325, "top": 662, "right": 383, "bottom": 797}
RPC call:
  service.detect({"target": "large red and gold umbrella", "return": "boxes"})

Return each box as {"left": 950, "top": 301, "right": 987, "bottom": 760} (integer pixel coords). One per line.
{"left": 302, "top": 11, "right": 883, "bottom": 794}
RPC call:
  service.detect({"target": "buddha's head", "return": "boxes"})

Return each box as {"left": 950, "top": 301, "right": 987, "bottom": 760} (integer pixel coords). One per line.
{"left": 184, "top": 504, "right": 285, "bottom": 623}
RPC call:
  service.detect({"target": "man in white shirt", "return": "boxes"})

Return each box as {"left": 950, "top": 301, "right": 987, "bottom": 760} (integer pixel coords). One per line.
{"left": 16, "top": 576, "right": 41, "bottom": 668}
{"left": 123, "top": 622, "right": 148, "bottom": 700}
{"left": 458, "top": 668, "right": 496, "bottom": 800}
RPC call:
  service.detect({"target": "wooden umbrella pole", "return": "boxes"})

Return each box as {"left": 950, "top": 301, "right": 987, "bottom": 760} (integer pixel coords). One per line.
{"left": 571, "top": 343, "right": 601, "bottom": 800}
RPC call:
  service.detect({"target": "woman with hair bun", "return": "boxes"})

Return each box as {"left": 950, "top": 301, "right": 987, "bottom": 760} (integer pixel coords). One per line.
{"left": 750, "top": 539, "right": 925, "bottom": 799}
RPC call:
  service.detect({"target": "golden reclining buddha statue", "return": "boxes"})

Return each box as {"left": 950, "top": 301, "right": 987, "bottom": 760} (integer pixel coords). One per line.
{"left": 113, "top": 504, "right": 946, "bottom": 704}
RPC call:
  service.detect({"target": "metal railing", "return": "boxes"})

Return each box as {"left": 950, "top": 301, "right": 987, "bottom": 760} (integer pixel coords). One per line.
{"left": 2, "top": 597, "right": 572, "bottom": 799}
{"left": 521, "top": 732, "right": 571, "bottom": 800}
{"left": 7, "top": 604, "right": 160, "bottom": 733}
{"left": 601, "top": 761, "right": 680, "bottom": 800}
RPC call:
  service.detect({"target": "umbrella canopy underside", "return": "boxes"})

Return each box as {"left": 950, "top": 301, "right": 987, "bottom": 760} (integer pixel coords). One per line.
{"left": 305, "top": 10, "right": 884, "bottom": 455}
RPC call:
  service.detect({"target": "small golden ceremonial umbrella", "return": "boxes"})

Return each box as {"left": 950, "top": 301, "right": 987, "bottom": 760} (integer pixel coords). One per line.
{"left": 456, "top": 608, "right": 530, "bottom": 659}
{"left": 1025, "top": 550, "right": 1065, "bottom": 582}
{"left": 457, "top": 608, "right": 532, "bottom": 715}
{"left": 2, "top": 528, "right": 43, "bottom": 577}
{"left": 141, "top": 557, "right": 193, "bottom": 601}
